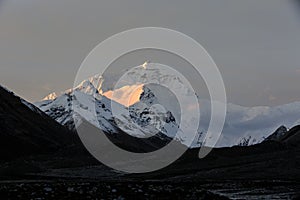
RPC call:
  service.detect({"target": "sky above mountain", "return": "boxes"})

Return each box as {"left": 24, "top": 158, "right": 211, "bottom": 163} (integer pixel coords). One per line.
{"left": 0, "top": 0, "right": 300, "bottom": 106}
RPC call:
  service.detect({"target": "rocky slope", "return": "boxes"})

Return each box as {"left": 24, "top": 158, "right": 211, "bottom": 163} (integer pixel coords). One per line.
{"left": 0, "top": 85, "right": 77, "bottom": 161}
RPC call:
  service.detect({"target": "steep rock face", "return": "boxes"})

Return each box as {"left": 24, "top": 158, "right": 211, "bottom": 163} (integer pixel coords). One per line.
{"left": 128, "top": 85, "right": 181, "bottom": 139}
{"left": 139, "top": 86, "right": 157, "bottom": 105}
{"left": 0, "top": 85, "right": 76, "bottom": 161}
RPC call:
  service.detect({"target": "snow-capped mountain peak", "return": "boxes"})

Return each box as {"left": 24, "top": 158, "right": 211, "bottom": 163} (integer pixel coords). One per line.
{"left": 34, "top": 64, "right": 300, "bottom": 148}
{"left": 88, "top": 74, "right": 104, "bottom": 94}
{"left": 72, "top": 79, "right": 99, "bottom": 96}
{"left": 43, "top": 92, "right": 58, "bottom": 101}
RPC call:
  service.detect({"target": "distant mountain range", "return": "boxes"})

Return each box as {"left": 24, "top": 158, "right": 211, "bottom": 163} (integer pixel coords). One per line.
{"left": 33, "top": 64, "right": 300, "bottom": 148}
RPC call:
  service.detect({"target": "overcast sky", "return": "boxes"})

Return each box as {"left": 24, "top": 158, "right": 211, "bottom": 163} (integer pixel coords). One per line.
{"left": 0, "top": 0, "right": 300, "bottom": 106}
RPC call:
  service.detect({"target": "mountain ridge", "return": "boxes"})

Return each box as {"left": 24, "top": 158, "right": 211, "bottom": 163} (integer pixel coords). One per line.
{"left": 35, "top": 72, "right": 300, "bottom": 147}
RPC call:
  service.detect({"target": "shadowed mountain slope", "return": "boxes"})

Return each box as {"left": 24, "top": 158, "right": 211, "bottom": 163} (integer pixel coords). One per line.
{"left": 0, "top": 86, "right": 78, "bottom": 161}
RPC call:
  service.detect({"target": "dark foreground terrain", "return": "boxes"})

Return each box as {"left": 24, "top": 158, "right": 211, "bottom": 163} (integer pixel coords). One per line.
{"left": 0, "top": 179, "right": 299, "bottom": 200}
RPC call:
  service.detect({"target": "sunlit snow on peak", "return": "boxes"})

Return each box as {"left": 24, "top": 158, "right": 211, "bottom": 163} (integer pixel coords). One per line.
{"left": 43, "top": 92, "right": 58, "bottom": 101}
{"left": 102, "top": 84, "right": 144, "bottom": 107}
